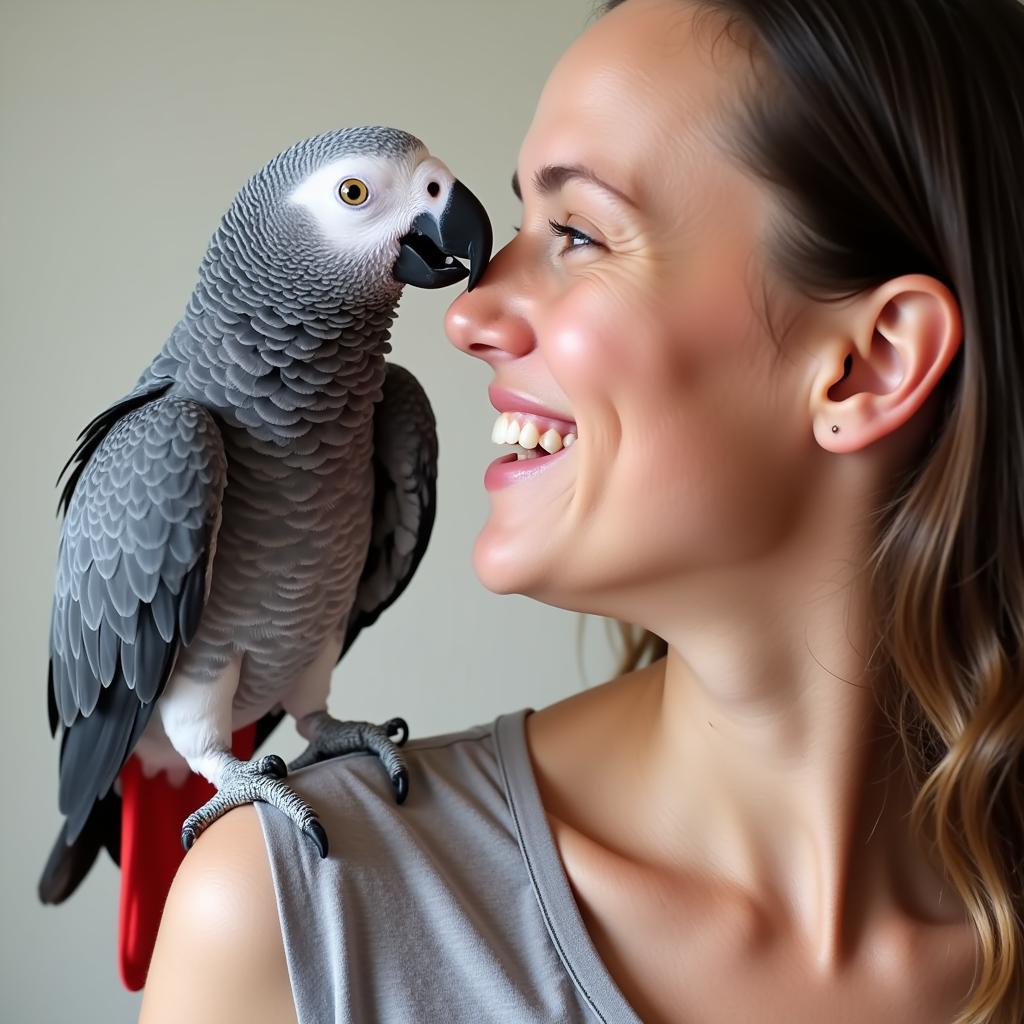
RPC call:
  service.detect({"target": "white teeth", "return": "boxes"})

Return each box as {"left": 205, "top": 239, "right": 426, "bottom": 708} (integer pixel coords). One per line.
{"left": 538, "top": 429, "right": 563, "bottom": 454}
{"left": 491, "top": 412, "right": 577, "bottom": 454}
{"left": 518, "top": 421, "right": 540, "bottom": 449}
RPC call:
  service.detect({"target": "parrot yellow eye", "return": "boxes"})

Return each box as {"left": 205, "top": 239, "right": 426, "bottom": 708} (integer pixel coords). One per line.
{"left": 337, "top": 178, "right": 369, "bottom": 206}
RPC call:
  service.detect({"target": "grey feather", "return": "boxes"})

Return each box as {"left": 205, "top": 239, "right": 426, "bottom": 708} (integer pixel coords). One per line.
{"left": 134, "top": 606, "right": 173, "bottom": 704}
{"left": 97, "top": 618, "right": 118, "bottom": 685}
{"left": 48, "top": 395, "right": 227, "bottom": 841}
{"left": 119, "top": 635, "right": 136, "bottom": 691}
{"left": 150, "top": 585, "right": 177, "bottom": 644}
{"left": 67, "top": 599, "right": 82, "bottom": 661}
{"left": 338, "top": 361, "right": 438, "bottom": 663}
{"left": 77, "top": 652, "right": 102, "bottom": 719}
{"left": 80, "top": 615, "right": 101, "bottom": 680}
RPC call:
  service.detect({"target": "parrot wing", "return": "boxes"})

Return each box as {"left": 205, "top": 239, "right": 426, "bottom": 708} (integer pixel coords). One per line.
{"left": 339, "top": 360, "right": 438, "bottom": 662}
{"left": 48, "top": 389, "right": 228, "bottom": 844}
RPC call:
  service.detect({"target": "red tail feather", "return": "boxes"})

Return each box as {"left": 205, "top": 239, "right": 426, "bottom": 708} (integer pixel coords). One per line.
{"left": 117, "top": 724, "right": 258, "bottom": 991}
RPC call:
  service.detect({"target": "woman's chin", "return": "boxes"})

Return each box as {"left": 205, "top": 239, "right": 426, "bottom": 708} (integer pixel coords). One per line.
{"left": 471, "top": 523, "right": 625, "bottom": 618}
{"left": 472, "top": 522, "right": 551, "bottom": 597}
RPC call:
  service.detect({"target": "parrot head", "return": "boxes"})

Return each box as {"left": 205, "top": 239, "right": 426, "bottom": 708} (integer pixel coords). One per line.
{"left": 217, "top": 125, "right": 493, "bottom": 311}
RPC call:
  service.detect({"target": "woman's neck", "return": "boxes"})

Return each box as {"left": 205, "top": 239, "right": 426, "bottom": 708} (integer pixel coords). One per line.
{"left": 526, "top": 643, "right": 967, "bottom": 973}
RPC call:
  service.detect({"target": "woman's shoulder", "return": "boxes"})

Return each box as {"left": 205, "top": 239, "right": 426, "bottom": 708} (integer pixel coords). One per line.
{"left": 285, "top": 711, "right": 508, "bottom": 807}
{"left": 252, "top": 709, "right": 528, "bottom": 886}
{"left": 141, "top": 704, "right": 609, "bottom": 1024}
{"left": 138, "top": 711, "right": 513, "bottom": 1024}
{"left": 260, "top": 712, "right": 520, "bottom": 847}
{"left": 140, "top": 803, "right": 297, "bottom": 1024}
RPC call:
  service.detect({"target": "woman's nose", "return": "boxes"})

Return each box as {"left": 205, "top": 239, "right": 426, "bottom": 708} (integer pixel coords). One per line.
{"left": 444, "top": 243, "right": 535, "bottom": 364}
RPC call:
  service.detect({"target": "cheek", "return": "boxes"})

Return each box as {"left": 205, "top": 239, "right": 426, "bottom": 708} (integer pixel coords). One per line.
{"left": 544, "top": 275, "right": 738, "bottom": 451}
{"left": 543, "top": 284, "right": 631, "bottom": 394}
{"left": 549, "top": 282, "right": 807, "bottom": 594}
{"left": 546, "top": 267, "right": 757, "bottom": 398}
{"left": 568, "top": 394, "right": 806, "bottom": 608}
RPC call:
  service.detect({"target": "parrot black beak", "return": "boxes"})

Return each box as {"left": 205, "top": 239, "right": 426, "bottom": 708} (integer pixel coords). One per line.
{"left": 393, "top": 179, "right": 493, "bottom": 291}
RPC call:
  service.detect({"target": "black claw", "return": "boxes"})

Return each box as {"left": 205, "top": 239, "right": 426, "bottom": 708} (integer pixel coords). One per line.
{"left": 260, "top": 754, "right": 288, "bottom": 778}
{"left": 392, "top": 769, "right": 408, "bottom": 805}
{"left": 305, "top": 820, "right": 329, "bottom": 859}
{"left": 181, "top": 827, "right": 196, "bottom": 852}
{"left": 385, "top": 717, "right": 409, "bottom": 746}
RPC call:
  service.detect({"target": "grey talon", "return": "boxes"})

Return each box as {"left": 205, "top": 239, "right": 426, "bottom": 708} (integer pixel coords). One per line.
{"left": 392, "top": 770, "right": 409, "bottom": 804}
{"left": 260, "top": 754, "right": 288, "bottom": 778}
{"left": 178, "top": 753, "right": 321, "bottom": 853}
{"left": 306, "top": 821, "right": 329, "bottom": 859}
{"left": 289, "top": 714, "right": 412, "bottom": 803}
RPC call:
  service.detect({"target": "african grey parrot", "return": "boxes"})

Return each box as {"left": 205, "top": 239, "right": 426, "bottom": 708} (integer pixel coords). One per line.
{"left": 37, "top": 125, "right": 492, "bottom": 987}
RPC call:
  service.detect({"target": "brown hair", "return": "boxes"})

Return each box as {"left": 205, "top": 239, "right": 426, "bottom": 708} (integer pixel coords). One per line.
{"left": 595, "top": 0, "right": 1024, "bottom": 1020}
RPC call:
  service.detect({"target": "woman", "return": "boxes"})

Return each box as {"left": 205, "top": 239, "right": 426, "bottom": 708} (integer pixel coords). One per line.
{"left": 140, "top": 0, "right": 1024, "bottom": 1021}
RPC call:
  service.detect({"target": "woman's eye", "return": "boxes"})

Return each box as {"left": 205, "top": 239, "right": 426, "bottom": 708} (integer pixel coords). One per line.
{"left": 511, "top": 221, "right": 601, "bottom": 254}
{"left": 548, "top": 219, "right": 597, "bottom": 253}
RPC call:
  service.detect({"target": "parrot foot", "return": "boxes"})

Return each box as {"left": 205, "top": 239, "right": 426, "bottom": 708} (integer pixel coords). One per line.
{"left": 288, "top": 713, "right": 410, "bottom": 804}
{"left": 181, "top": 754, "right": 328, "bottom": 858}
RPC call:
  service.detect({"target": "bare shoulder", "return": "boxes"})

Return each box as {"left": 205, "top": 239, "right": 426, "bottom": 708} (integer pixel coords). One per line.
{"left": 527, "top": 660, "right": 663, "bottom": 777}
{"left": 138, "top": 805, "right": 297, "bottom": 1024}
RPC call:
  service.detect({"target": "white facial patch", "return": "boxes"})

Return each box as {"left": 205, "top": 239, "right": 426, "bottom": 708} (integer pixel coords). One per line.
{"left": 287, "top": 148, "right": 441, "bottom": 259}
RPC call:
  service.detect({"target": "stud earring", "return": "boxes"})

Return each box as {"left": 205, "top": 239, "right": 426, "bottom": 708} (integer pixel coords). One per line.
{"left": 832, "top": 425, "right": 840, "bottom": 433}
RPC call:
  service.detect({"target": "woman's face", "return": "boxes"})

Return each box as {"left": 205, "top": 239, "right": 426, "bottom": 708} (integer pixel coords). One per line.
{"left": 444, "top": 0, "right": 820, "bottom": 621}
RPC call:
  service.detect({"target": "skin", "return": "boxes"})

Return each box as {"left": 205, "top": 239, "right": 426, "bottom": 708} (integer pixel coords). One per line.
{"left": 141, "top": 2, "right": 978, "bottom": 1021}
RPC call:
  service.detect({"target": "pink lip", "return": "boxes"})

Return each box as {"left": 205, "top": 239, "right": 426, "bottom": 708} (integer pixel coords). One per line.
{"left": 487, "top": 384, "right": 577, "bottom": 436}
{"left": 484, "top": 446, "right": 574, "bottom": 491}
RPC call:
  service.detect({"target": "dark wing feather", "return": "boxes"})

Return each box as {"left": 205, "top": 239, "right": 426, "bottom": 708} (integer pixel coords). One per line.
{"left": 48, "top": 394, "right": 227, "bottom": 843}
{"left": 47, "top": 661, "right": 58, "bottom": 737}
{"left": 339, "top": 361, "right": 438, "bottom": 662}
{"left": 56, "top": 382, "right": 173, "bottom": 519}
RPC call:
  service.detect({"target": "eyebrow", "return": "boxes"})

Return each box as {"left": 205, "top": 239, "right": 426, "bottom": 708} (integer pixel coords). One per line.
{"left": 511, "top": 164, "right": 637, "bottom": 208}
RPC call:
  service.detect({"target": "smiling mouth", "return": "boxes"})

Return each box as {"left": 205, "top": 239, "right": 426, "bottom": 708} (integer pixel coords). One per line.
{"left": 491, "top": 411, "right": 578, "bottom": 461}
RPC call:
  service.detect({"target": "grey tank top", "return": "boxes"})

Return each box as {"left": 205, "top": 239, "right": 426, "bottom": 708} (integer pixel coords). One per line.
{"left": 255, "top": 707, "right": 643, "bottom": 1023}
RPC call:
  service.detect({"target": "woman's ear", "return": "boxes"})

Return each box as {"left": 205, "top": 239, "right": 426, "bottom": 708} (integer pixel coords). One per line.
{"left": 811, "top": 274, "right": 963, "bottom": 454}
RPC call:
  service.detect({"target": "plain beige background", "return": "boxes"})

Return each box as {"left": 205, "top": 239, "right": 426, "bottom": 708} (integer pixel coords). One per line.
{"left": 0, "top": 1, "right": 625, "bottom": 1019}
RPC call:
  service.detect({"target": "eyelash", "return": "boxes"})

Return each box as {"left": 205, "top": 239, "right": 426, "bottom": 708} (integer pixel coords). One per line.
{"left": 512, "top": 220, "right": 598, "bottom": 253}
{"left": 548, "top": 219, "right": 596, "bottom": 250}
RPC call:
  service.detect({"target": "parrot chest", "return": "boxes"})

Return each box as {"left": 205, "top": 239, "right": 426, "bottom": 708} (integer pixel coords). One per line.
{"left": 139, "top": 314, "right": 393, "bottom": 712}
{"left": 185, "top": 410, "right": 379, "bottom": 706}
